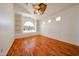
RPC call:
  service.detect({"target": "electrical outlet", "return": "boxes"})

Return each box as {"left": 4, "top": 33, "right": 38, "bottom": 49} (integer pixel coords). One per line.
{"left": 1, "top": 48, "right": 3, "bottom": 53}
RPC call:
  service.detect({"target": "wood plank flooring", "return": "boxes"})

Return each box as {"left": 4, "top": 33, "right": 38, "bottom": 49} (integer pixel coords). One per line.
{"left": 7, "top": 35, "right": 79, "bottom": 56}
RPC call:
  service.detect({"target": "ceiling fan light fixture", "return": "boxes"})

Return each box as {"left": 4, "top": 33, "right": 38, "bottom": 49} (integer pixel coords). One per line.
{"left": 33, "top": 3, "right": 47, "bottom": 15}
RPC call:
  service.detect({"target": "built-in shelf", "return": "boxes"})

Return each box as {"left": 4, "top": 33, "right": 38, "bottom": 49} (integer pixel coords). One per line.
{"left": 15, "top": 14, "right": 21, "bottom": 35}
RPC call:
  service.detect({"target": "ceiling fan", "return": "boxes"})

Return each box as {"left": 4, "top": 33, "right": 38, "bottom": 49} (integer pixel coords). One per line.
{"left": 32, "top": 3, "right": 47, "bottom": 15}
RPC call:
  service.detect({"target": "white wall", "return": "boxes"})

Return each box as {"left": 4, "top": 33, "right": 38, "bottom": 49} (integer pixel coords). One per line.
{"left": 40, "top": 5, "right": 79, "bottom": 46}
{"left": 0, "top": 4, "right": 14, "bottom": 55}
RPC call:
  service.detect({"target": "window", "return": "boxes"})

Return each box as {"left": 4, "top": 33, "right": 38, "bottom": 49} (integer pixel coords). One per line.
{"left": 23, "top": 21, "right": 36, "bottom": 33}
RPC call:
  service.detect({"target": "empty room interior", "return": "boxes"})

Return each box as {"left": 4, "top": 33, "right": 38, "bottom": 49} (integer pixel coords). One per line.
{"left": 0, "top": 3, "right": 79, "bottom": 56}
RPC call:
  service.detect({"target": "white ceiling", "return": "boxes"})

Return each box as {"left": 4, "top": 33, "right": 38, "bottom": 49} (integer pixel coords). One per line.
{"left": 14, "top": 3, "right": 77, "bottom": 20}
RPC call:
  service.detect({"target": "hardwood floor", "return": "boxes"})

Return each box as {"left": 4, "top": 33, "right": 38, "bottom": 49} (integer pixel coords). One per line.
{"left": 7, "top": 35, "right": 79, "bottom": 56}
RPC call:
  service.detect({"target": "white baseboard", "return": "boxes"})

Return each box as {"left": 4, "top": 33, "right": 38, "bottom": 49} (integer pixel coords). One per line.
{"left": 15, "top": 33, "right": 40, "bottom": 39}
{"left": 41, "top": 34, "right": 79, "bottom": 46}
